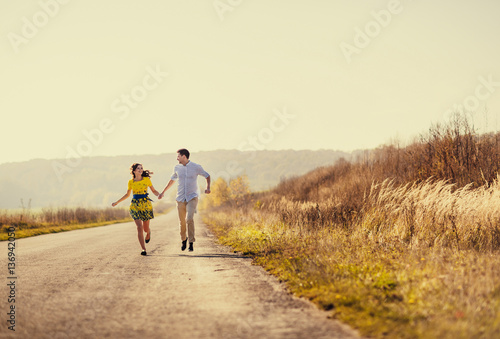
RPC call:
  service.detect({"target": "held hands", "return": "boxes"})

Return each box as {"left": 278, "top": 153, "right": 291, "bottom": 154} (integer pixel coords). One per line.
{"left": 158, "top": 193, "right": 164, "bottom": 200}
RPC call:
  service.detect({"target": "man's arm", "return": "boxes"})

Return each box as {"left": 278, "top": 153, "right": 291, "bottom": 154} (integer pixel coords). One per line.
{"left": 197, "top": 164, "right": 211, "bottom": 194}
{"left": 205, "top": 175, "right": 211, "bottom": 194}
{"left": 158, "top": 179, "right": 175, "bottom": 199}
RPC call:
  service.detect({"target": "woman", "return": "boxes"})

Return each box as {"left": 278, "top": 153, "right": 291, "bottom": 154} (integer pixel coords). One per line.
{"left": 112, "top": 163, "right": 160, "bottom": 255}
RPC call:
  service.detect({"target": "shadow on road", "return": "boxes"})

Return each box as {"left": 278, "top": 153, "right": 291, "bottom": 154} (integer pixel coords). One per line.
{"left": 146, "top": 252, "right": 251, "bottom": 259}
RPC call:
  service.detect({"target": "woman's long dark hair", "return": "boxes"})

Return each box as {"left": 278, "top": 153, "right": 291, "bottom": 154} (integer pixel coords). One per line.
{"left": 130, "top": 163, "right": 153, "bottom": 179}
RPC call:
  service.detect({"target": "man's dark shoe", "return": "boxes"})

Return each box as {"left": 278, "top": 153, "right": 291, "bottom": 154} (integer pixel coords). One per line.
{"left": 189, "top": 242, "right": 194, "bottom": 252}
{"left": 181, "top": 239, "right": 187, "bottom": 251}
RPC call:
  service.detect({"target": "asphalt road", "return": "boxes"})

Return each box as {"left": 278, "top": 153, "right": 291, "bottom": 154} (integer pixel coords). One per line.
{"left": 1, "top": 210, "right": 360, "bottom": 338}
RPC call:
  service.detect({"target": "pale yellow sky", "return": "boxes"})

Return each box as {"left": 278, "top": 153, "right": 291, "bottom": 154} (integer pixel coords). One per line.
{"left": 1, "top": 0, "right": 500, "bottom": 164}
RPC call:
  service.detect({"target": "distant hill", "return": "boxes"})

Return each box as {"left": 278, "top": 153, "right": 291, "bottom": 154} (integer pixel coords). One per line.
{"left": 0, "top": 149, "right": 359, "bottom": 209}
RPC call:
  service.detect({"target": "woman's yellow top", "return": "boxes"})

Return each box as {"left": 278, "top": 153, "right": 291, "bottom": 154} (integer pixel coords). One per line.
{"left": 128, "top": 177, "right": 152, "bottom": 195}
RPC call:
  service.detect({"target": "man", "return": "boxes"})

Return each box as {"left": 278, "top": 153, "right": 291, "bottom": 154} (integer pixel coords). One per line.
{"left": 158, "top": 149, "right": 210, "bottom": 252}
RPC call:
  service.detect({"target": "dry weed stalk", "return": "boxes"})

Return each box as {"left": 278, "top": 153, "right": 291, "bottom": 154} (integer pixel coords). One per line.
{"left": 362, "top": 175, "right": 500, "bottom": 251}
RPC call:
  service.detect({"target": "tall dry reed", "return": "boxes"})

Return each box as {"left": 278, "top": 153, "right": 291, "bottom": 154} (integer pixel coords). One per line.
{"left": 362, "top": 176, "right": 500, "bottom": 251}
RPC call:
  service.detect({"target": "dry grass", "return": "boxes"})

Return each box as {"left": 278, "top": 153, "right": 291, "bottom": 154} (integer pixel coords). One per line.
{"left": 0, "top": 202, "right": 174, "bottom": 240}
{"left": 202, "top": 115, "right": 500, "bottom": 338}
{"left": 204, "top": 196, "right": 500, "bottom": 338}
{"left": 362, "top": 177, "right": 500, "bottom": 251}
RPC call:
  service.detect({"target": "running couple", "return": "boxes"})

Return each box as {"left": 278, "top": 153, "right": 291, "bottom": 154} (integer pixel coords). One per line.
{"left": 112, "top": 149, "right": 211, "bottom": 255}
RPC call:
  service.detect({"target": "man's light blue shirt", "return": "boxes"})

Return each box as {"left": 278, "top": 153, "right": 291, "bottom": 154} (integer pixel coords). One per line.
{"left": 171, "top": 161, "right": 210, "bottom": 202}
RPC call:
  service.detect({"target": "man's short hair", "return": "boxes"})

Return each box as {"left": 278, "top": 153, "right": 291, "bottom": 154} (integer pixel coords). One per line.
{"left": 177, "top": 148, "right": 190, "bottom": 159}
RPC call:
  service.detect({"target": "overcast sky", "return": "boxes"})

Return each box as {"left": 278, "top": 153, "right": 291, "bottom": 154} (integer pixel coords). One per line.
{"left": 1, "top": 0, "right": 499, "bottom": 164}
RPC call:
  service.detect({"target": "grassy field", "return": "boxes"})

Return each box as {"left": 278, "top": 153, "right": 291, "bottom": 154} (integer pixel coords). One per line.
{"left": 0, "top": 202, "right": 174, "bottom": 241}
{"left": 202, "top": 116, "right": 500, "bottom": 338}
{"left": 203, "top": 197, "right": 500, "bottom": 338}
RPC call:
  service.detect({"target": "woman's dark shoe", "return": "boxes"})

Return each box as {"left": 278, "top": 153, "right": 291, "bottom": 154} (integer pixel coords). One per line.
{"left": 145, "top": 231, "right": 151, "bottom": 243}
{"left": 141, "top": 250, "right": 147, "bottom": 256}
{"left": 181, "top": 239, "right": 187, "bottom": 251}
{"left": 189, "top": 242, "right": 194, "bottom": 252}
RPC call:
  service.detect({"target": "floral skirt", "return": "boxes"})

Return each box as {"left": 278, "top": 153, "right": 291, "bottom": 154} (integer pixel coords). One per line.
{"left": 130, "top": 198, "right": 154, "bottom": 221}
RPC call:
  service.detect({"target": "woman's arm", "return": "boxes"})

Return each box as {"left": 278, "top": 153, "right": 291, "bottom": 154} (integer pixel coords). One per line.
{"left": 112, "top": 190, "right": 131, "bottom": 207}
{"left": 158, "top": 179, "right": 175, "bottom": 199}
{"left": 149, "top": 185, "right": 160, "bottom": 197}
